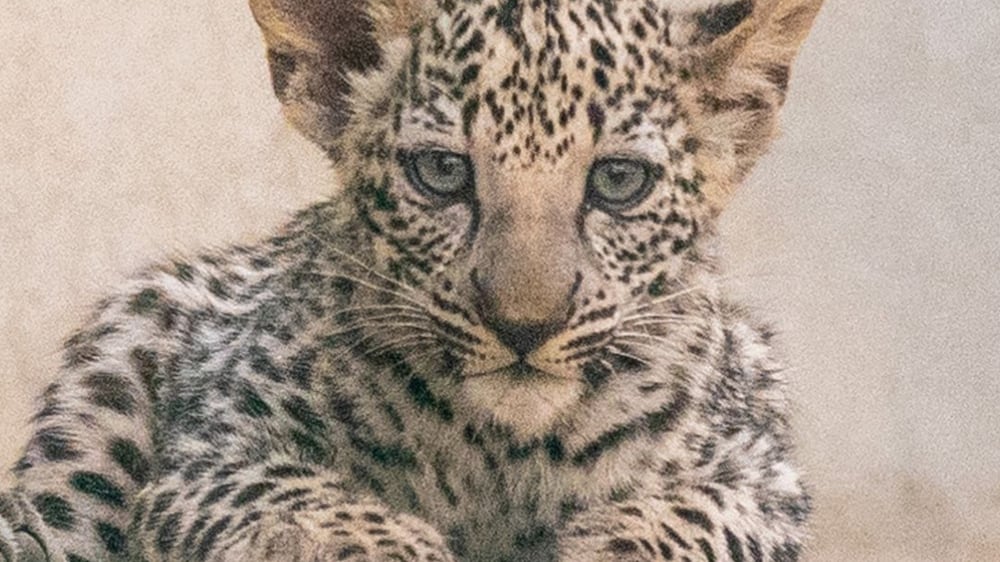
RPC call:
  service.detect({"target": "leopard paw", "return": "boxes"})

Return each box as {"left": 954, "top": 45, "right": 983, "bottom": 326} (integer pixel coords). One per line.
{"left": 212, "top": 503, "right": 454, "bottom": 562}
{"left": 0, "top": 492, "right": 47, "bottom": 562}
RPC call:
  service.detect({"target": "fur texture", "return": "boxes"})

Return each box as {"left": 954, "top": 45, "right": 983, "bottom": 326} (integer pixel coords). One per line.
{"left": 1, "top": 1, "right": 822, "bottom": 560}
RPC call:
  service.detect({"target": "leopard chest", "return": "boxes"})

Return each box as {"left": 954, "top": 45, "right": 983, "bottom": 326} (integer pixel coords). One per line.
{"left": 320, "top": 397, "right": 639, "bottom": 561}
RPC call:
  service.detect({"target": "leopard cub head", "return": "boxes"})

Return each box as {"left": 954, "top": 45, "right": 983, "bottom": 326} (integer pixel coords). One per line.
{"left": 251, "top": 0, "right": 822, "bottom": 437}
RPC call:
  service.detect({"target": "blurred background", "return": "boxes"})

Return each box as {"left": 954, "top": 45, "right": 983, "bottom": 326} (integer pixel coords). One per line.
{"left": 1, "top": 1, "right": 998, "bottom": 560}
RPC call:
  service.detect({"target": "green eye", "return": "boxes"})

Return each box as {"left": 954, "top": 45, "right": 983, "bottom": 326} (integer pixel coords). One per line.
{"left": 401, "top": 150, "right": 474, "bottom": 199}
{"left": 586, "top": 158, "right": 655, "bottom": 210}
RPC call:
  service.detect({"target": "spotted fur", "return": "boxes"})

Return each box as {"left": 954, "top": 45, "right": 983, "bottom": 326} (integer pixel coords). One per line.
{"left": 2, "top": 1, "right": 822, "bottom": 560}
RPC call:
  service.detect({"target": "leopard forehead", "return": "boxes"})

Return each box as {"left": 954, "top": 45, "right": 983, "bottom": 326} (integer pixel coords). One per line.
{"left": 343, "top": 0, "right": 711, "bottom": 301}
{"left": 390, "top": 1, "right": 691, "bottom": 169}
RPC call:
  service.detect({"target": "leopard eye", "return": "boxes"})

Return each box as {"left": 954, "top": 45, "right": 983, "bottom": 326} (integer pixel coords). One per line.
{"left": 401, "top": 149, "right": 474, "bottom": 200}
{"left": 586, "top": 158, "right": 655, "bottom": 211}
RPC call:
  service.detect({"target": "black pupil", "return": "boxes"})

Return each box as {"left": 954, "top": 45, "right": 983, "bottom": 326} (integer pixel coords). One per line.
{"left": 437, "top": 155, "right": 459, "bottom": 175}
{"left": 607, "top": 166, "right": 630, "bottom": 188}
{"left": 417, "top": 151, "right": 470, "bottom": 195}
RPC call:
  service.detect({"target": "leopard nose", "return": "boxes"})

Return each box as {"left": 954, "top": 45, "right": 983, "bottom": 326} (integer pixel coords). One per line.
{"left": 485, "top": 317, "right": 562, "bottom": 359}
{"left": 470, "top": 268, "right": 575, "bottom": 358}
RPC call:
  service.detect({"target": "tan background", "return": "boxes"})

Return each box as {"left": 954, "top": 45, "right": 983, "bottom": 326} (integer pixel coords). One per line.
{"left": 2, "top": 1, "right": 999, "bottom": 560}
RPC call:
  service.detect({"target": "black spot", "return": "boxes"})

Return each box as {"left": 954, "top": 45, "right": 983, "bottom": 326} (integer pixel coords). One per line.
{"left": 130, "top": 347, "right": 160, "bottom": 397}
{"left": 231, "top": 482, "right": 278, "bottom": 508}
{"left": 233, "top": 510, "right": 263, "bottom": 534}
{"left": 433, "top": 457, "right": 459, "bottom": 507}
{"left": 96, "top": 521, "right": 127, "bottom": 555}
{"left": 267, "top": 49, "right": 297, "bottom": 99}
{"left": 460, "top": 64, "right": 482, "bottom": 87}
{"left": 698, "top": 0, "right": 754, "bottom": 37}
{"left": 696, "top": 485, "right": 725, "bottom": 509}
{"left": 32, "top": 427, "right": 83, "bottom": 462}
{"left": 66, "top": 555, "right": 93, "bottom": 562}
{"left": 129, "top": 288, "right": 161, "bottom": 315}
{"left": 108, "top": 438, "right": 150, "bottom": 485}
{"left": 647, "top": 272, "right": 669, "bottom": 297}
{"left": 174, "top": 261, "right": 195, "bottom": 281}
{"left": 182, "top": 514, "right": 210, "bottom": 554}
{"left": 513, "top": 525, "right": 554, "bottom": 551}
{"left": 582, "top": 362, "right": 611, "bottom": 389}
{"left": 264, "top": 464, "right": 316, "bottom": 479}
{"left": 697, "top": 538, "right": 717, "bottom": 562}
{"left": 338, "top": 545, "right": 367, "bottom": 559}
{"left": 248, "top": 345, "right": 282, "bottom": 381}
{"left": 350, "top": 436, "right": 419, "bottom": 470}
{"left": 544, "top": 434, "right": 566, "bottom": 462}
{"left": 572, "top": 387, "right": 689, "bottom": 465}
{"left": 587, "top": 102, "right": 606, "bottom": 141}
{"left": 726, "top": 527, "right": 745, "bottom": 562}
{"left": 406, "top": 376, "right": 454, "bottom": 422}
{"left": 196, "top": 515, "right": 232, "bottom": 560}
{"left": 182, "top": 459, "right": 215, "bottom": 483}
{"left": 771, "top": 541, "right": 801, "bottom": 562}
{"left": 765, "top": 64, "right": 791, "bottom": 92}
{"left": 82, "top": 372, "right": 136, "bottom": 415}
{"left": 462, "top": 95, "right": 481, "bottom": 137}
{"left": 362, "top": 512, "right": 386, "bottom": 524}
{"left": 289, "top": 348, "right": 317, "bottom": 389}
{"left": 33, "top": 493, "right": 76, "bottom": 530}
{"left": 593, "top": 68, "right": 610, "bottom": 90}
{"left": 673, "top": 507, "right": 714, "bottom": 533}
{"left": 619, "top": 506, "right": 644, "bottom": 518}
{"left": 199, "top": 482, "right": 237, "bottom": 509}
{"left": 69, "top": 472, "right": 126, "bottom": 508}
{"left": 660, "top": 523, "right": 691, "bottom": 550}
{"left": 290, "top": 429, "right": 328, "bottom": 463}
{"left": 748, "top": 535, "right": 764, "bottom": 562}
{"left": 456, "top": 31, "right": 485, "bottom": 61}
{"left": 631, "top": 21, "right": 648, "bottom": 40}
{"left": 281, "top": 396, "right": 326, "bottom": 434}
{"left": 677, "top": 176, "right": 702, "bottom": 195}
{"left": 351, "top": 464, "right": 386, "bottom": 495}
{"left": 146, "top": 490, "right": 178, "bottom": 533}
{"left": 507, "top": 440, "right": 538, "bottom": 461}
{"left": 64, "top": 343, "right": 101, "bottom": 367}
{"left": 590, "top": 39, "right": 615, "bottom": 68}
{"left": 156, "top": 512, "right": 182, "bottom": 554}
{"left": 236, "top": 386, "right": 272, "bottom": 418}
{"left": 270, "top": 488, "right": 310, "bottom": 504}
{"left": 607, "top": 538, "right": 639, "bottom": 553}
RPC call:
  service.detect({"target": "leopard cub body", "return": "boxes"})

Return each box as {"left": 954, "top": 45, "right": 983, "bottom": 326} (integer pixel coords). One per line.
{"left": 2, "top": 1, "right": 823, "bottom": 560}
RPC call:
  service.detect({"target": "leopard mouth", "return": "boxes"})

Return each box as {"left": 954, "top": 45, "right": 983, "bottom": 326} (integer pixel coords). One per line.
{"left": 465, "top": 361, "right": 555, "bottom": 380}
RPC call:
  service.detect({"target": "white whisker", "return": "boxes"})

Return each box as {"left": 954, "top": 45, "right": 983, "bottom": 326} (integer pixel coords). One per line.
{"left": 361, "top": 334, "right": 440, "bottom": 359}
{"left": 313, "top": 267, "right": 431, "bottom": 310}
{"left": 606, "top": 346, "right": 650, "bottom": 367}
{"left": 311, "top": 235, "right": 425, "bottom": 298}
{"left": 332, "top": 303, "right": 427, "bottom": 315}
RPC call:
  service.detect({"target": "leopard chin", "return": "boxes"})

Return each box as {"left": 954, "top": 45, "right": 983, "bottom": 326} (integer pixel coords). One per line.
{"left": 460, "top": 366, "right": 584, "bottom": 441}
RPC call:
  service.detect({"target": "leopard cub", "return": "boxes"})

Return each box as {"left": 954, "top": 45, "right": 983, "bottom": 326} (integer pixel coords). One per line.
{"left": 2, "top": 1, "right": 823, "bottom": 560}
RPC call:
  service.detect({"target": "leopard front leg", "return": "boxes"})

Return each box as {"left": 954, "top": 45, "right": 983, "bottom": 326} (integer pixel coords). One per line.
{"left": 0, "top": 491, "right": 47, "bottom": 562}
{"left": 557, "top": 484, "right": 809, "bottom": 562}
{"left": 132, "top": 458, "right": 454, "bottom": 562}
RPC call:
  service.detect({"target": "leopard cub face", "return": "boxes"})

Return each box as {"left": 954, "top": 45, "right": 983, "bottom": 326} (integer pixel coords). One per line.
{"left": 252, "top": 0, "right": 819, "bottom": 437}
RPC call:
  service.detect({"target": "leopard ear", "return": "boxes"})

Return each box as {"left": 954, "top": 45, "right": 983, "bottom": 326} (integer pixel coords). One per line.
{"left": 697, "top": 0, "right": 824, "bottom": 93}
{"left": 249, "top": 0, "right": 433, "bottom": 151}
{"left": 675, "top": 0, "right": 824, "bottom": 210}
